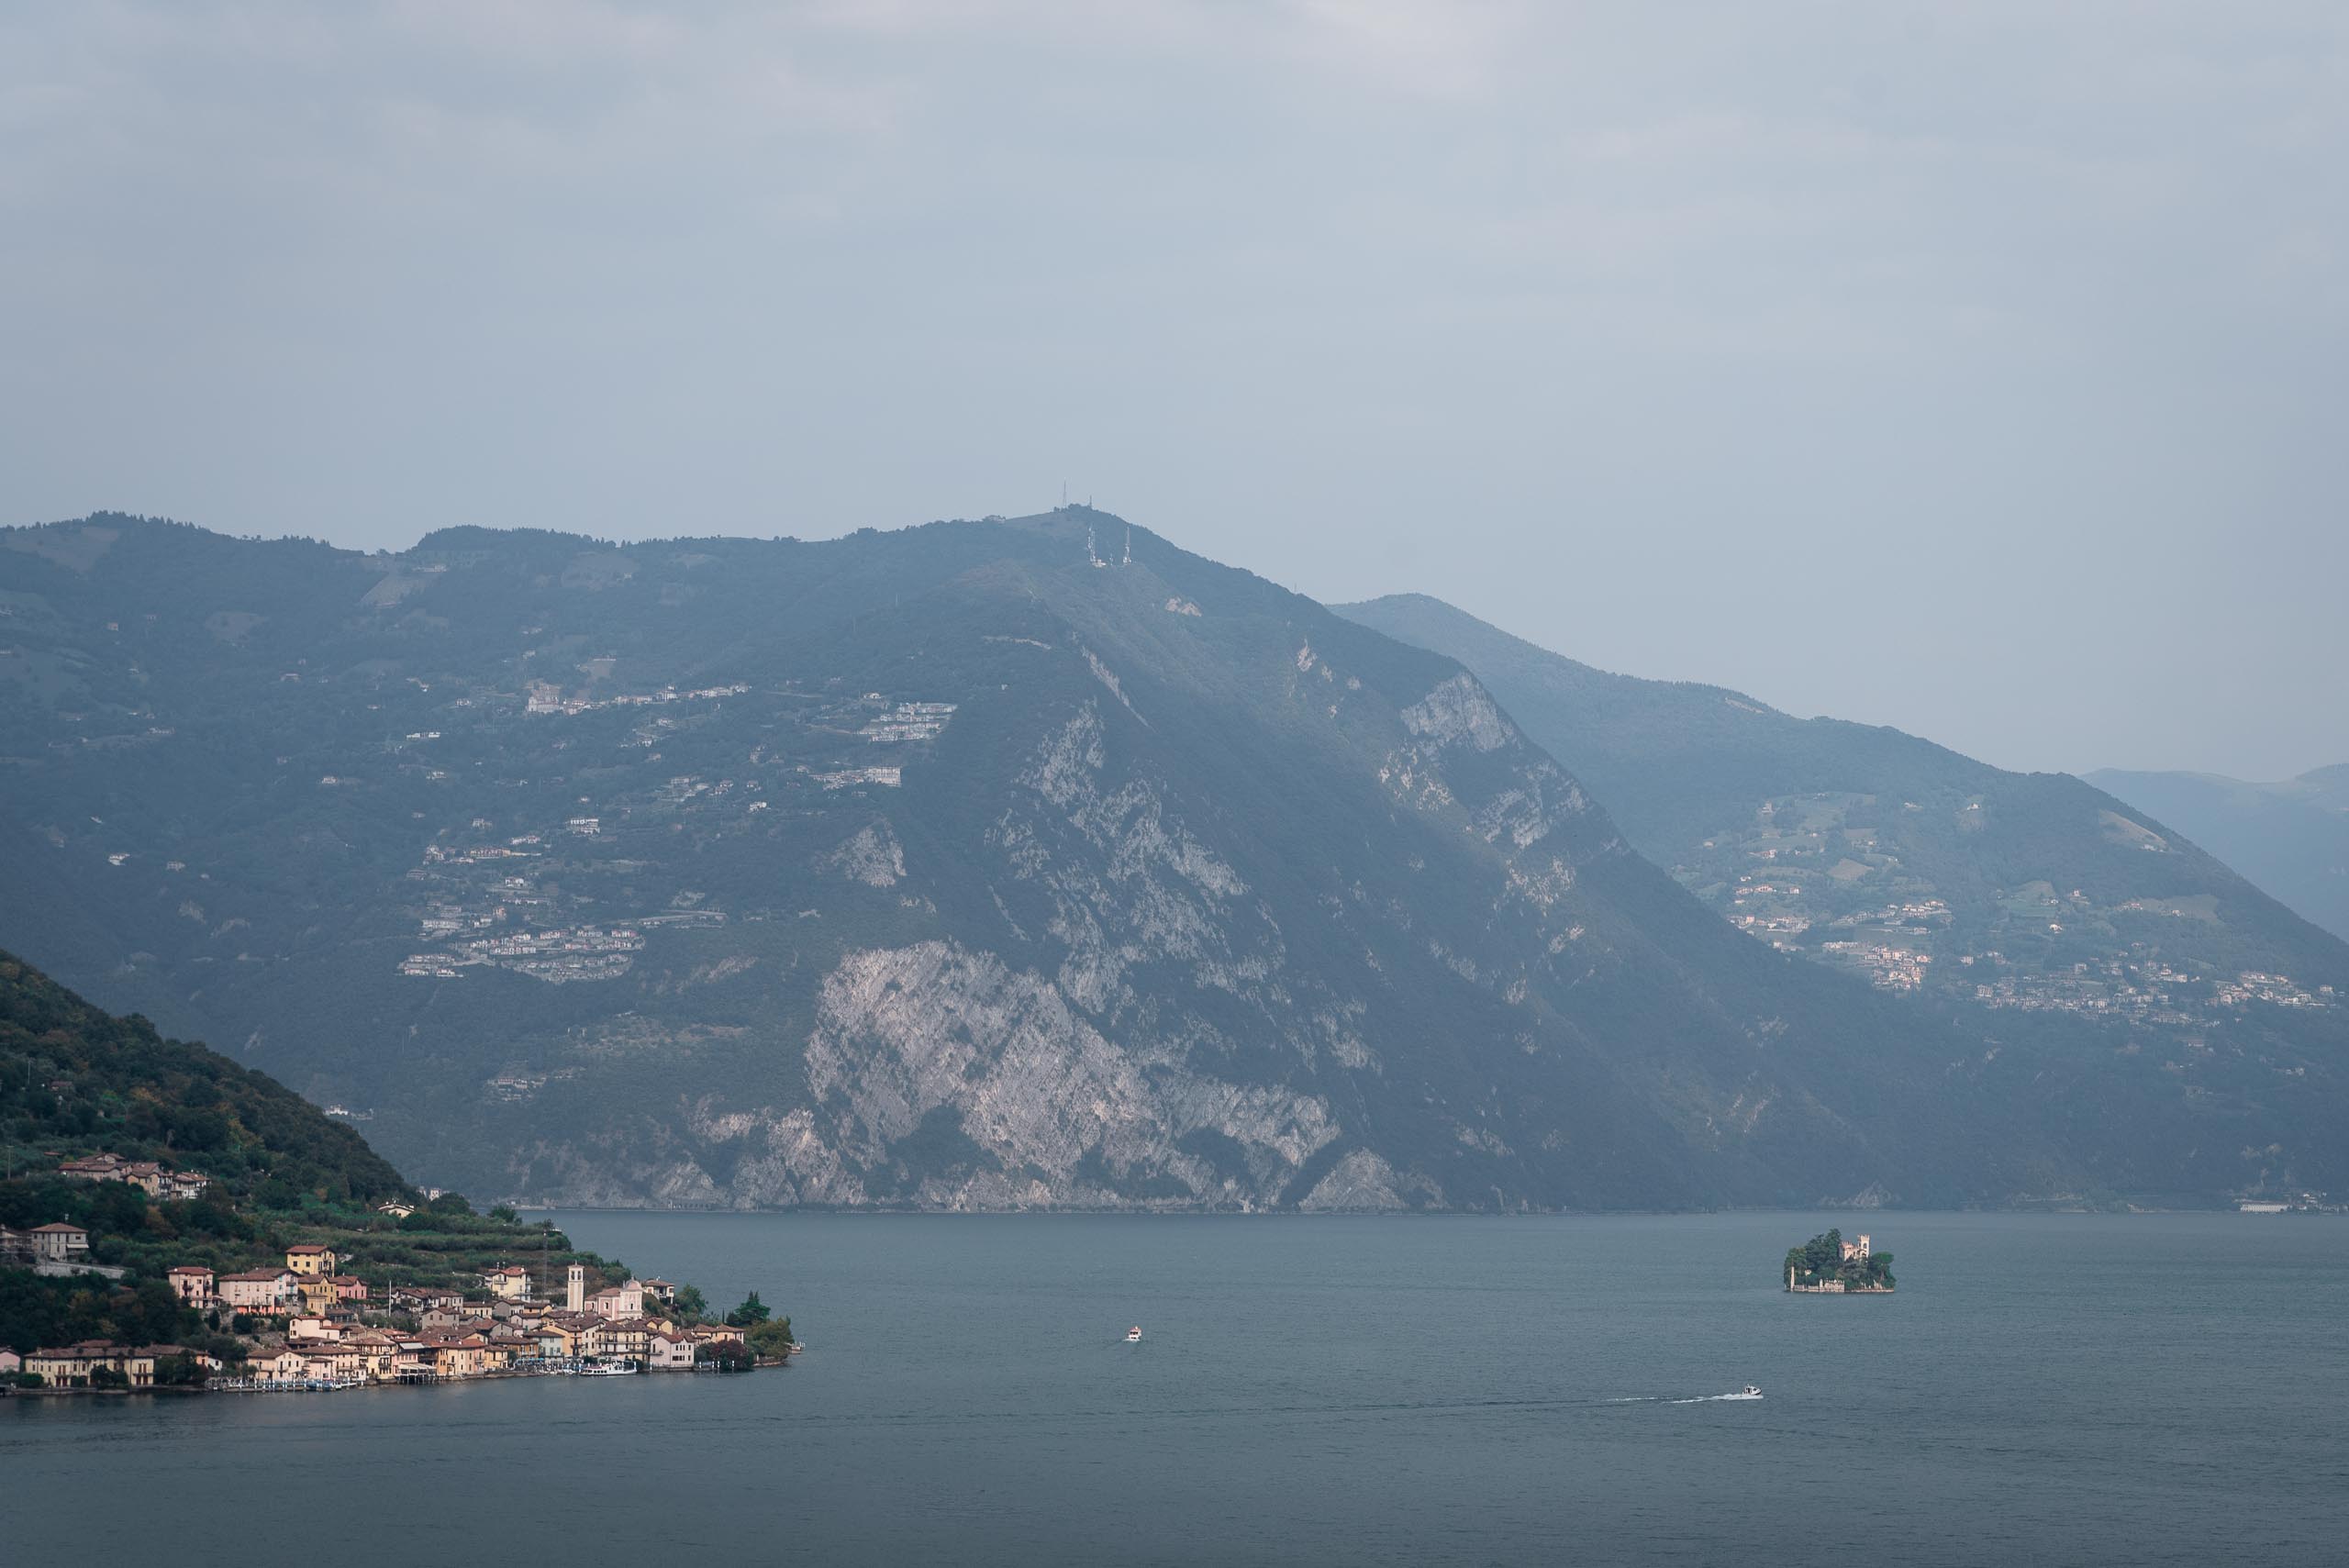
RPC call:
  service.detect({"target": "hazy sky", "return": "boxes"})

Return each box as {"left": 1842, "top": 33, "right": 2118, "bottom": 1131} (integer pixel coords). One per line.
{"left": 5, "top": 2, "right": 2343, "bottom": 779}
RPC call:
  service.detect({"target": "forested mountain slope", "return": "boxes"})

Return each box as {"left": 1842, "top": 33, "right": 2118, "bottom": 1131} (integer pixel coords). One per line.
{"left": 1, "top": 513, "right": 2339, "bottom": 1207}
{"left": 1339, "top": 592, "right": 2348, "bottom": 1203}
{"left": 2089, "top": 766, "right": 2349, "bottom": 946}
{"left": 0, "top": 949, "right": 408, "bottom": 1206}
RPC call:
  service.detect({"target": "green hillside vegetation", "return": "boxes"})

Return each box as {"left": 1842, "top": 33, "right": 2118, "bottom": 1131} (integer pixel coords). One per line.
{"left": 1, "top": 951, "right": 408, "bottom": 1205}
{"left": 0, "top": 954, "right": 672, "bottom": 1358}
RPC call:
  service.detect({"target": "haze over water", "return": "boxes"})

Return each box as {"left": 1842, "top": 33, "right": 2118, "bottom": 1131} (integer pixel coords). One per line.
{"left": 9, "top": 1212, "right": 2344, "bottom": 1564}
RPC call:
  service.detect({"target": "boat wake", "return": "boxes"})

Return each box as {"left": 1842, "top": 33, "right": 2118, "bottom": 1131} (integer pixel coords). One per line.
{"left": 1607, "top": 1388, "right": 1764, "bottom": 1406}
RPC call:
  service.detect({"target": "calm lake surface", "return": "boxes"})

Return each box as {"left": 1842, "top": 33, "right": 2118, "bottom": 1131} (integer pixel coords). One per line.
{"left": 8, "top": 1211, "right": 2346, "bottom": 1564}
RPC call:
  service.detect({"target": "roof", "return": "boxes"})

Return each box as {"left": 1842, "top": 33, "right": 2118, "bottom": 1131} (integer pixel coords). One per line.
{"left": 31, "top": 1222, "right": 87, "bottom": 1234}
{"left": 285, "top": 1244, "right": 335, "bottom": 1254}
{"left": 168, "top": 1265, "right": 214, "bottom": 1275}
{"left": 219, "top": 1268, "right": 295, "bottom": 1283}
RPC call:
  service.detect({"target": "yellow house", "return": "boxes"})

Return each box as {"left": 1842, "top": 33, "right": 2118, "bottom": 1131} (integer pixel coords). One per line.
{"left": 284, "top": 1244, "right": 340, "bottom": 1277}
{"left": 27, "top": 1340, "right": 127, "bottom": 1386}
{"left": 251, "top": 1348, "right": 308, "bottom": 1382}
{"left": 600, "top": 1319, "right": 652, "bottom": 1359}
{"left": 341, "top": 1332, "right": 399, "bottom": 1380}
{"left": 128, "top": 1345, "right": 212, "bottom": 1386}
{"left": 427, "top": 1335, "right": 488, "bottom": 1379}
{"left": 298, "top": 1343, "right": 363, "bottom": 1383}
{"left": 480, "top": 1265, "right": 533, "bottom": 1302}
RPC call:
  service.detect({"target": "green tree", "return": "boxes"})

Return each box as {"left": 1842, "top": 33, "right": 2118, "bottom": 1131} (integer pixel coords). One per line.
{"left": 672, "top": 1284, "right": 707, "bottom": 1321}
{"left": 696, "top": 1339, "right": 753, "bottom": 1373}
{"left": 724, "top": 1290, "right": 770, "bottom": 1328}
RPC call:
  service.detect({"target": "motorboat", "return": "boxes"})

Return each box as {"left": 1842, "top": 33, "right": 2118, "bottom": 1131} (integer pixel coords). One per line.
{"left": 1738, "top": 1385, "right": 1763, "bottom": 1398}
{"left": 1125, "top": 1326, "right": 1142, "bottom": 1342}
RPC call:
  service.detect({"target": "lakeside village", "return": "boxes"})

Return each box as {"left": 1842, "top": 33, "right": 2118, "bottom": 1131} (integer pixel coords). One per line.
{"left": 3, "top": 1152, "right": 793, "bottom": 1394}
{"left": 1784, "top": 1229, "right": 1896, "bottom": 1294}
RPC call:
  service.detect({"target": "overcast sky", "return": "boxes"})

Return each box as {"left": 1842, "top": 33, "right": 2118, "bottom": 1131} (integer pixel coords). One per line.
{"left": 4, "top": 2, "right": 2343, "bottom": 778}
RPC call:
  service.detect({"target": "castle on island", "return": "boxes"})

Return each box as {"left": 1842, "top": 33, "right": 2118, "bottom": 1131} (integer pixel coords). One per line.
{"left": 1784, "top": 1229, "right": 1895, "bottom": 1293}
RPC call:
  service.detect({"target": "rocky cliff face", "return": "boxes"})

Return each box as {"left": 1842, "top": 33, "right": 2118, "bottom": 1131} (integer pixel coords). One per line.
{"left": 5, "top": 509, "right": 2335, "bottom": 1207}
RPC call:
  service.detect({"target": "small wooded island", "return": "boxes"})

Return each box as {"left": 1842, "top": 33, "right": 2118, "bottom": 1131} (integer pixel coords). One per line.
{"left": 1784, "top": 1229, "right": 1895, "bottom": 1293}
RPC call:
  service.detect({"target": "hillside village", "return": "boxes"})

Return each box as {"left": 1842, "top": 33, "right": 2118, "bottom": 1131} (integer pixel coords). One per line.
{"left": 15, "top": 1242, "right": 769, "bottom": 1390}
{"left": 6, "top": 1148, "right": 787, "bottom": 1391}
{"left": 1681, "top": 795, "right": 2341, "bottom": 1029}
{"left": 386, "top": 686, "right": 951, "bottom": 989}
{"left": 0, "top": 955, "right": 791, "bottom": 1396}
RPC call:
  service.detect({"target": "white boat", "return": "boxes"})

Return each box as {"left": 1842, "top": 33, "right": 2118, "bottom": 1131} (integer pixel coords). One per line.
{"left": 578, "top": 1358, "right": 639, "bottom": 1376}
{"left": 1737, "top": 1385, "right": 1763, "bottom": 1398}
{"left": 1125, "top": 1326, "right": 1142, "bottom": 1342}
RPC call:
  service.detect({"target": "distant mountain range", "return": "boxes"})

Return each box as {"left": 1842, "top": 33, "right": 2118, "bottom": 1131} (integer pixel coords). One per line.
{"left": 1336, "top": 593, "right": 2349, "bottom": 1188}
{"left": 1, "top": 511, "right": 2343, "bottom": 1210}
{"left": 2087, "top": 767, "right": 2349, "bottom": 945}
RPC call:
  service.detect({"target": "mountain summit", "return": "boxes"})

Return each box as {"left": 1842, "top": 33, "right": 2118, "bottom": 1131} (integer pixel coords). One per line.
{"left": 3, "top": 513, "right": 2341, "bottom": 1207}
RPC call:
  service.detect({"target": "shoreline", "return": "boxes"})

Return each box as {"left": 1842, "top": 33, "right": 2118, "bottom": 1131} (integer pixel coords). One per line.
{"left": 7, "top": 1357, "right": 789, "bottom": 1398}
{"left": 521, "top": 1204, "right": 2342, "bottom": 1219}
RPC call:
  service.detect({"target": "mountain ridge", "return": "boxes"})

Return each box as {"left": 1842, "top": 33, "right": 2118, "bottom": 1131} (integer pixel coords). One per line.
{"left": 1334, "top": 591, "right": 2348, "bottom": 1212}
{"left": 2087, "top": 764, "right": 2349, "bottom": 945}
{"left": 3, "top": 512, "right": 2341, "bottom": 1207}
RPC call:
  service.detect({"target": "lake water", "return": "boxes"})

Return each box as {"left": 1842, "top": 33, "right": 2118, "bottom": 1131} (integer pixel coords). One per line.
{"left": 8, "top": 1212, "right": 2346, "bottom": 1564}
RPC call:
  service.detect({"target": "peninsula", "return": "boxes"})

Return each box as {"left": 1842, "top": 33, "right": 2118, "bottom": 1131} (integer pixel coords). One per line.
{"left": 1, "top": 953, "right": 793, "bottom": 1393}
{"left": 1784, "top": 1229, "right": 1895, "bottom": 1294}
